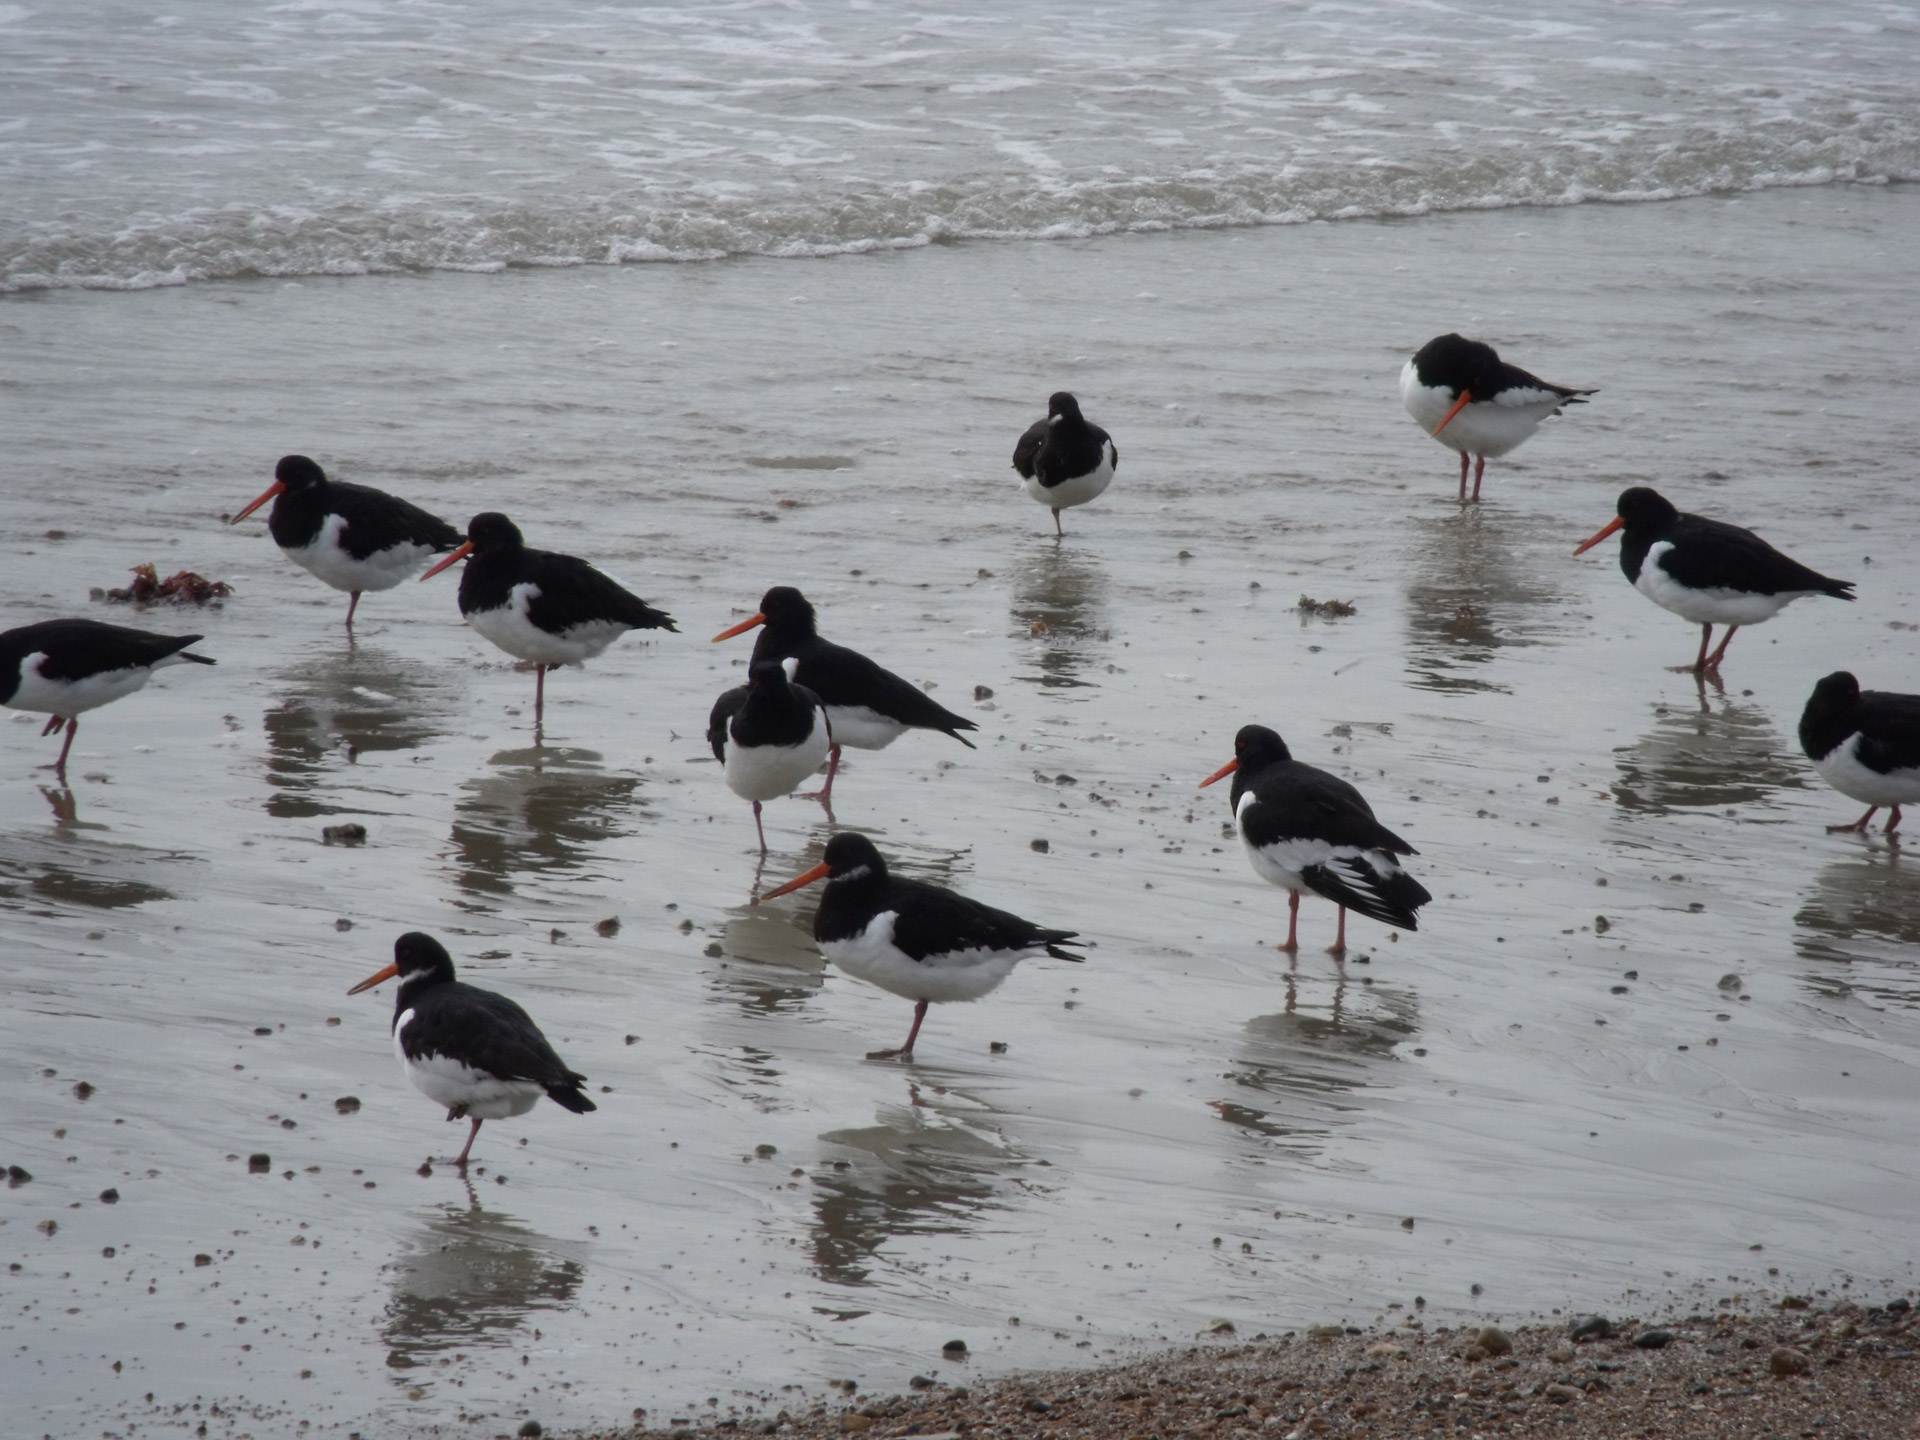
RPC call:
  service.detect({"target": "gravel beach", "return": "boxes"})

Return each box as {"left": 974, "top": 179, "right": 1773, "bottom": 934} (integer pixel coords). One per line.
{"left": 569, "top": 1300, "right": 1919, "bottom": 1440}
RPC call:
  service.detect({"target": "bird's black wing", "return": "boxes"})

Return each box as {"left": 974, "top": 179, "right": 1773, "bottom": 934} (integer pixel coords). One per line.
{"left": 4, "top": 619, "right": 212, "bottom": 681}
{"left": 800, "top": 639, "right": 977, "bottom": 745}
{"left": 524, "top": 550, "right": 679, "bottom": 633}
{"left": 1491, "top": 359, "right": 1596, "bottom": 406}
{"left": 1854, "top": 691, "right": 1920, "bottom": 775}
{"left": 1658, "top": 516, "right": 1854, "bottom": 599}
{"left": 708, "top": 685, "right": 747, "bottom": 762}
{"left": 330, "top": 479, "right": 465, "bottom": 555}
{"left": 433, "top": 984, "right": 595, "bottom": 1110}
{"left": 886, "top": 876, "right": 1082, "bottom": 961}
{"left": 1012, "top": 417, "right": 1049, "bottom": 478}
{"left": 1240, "top": 763, "right": 1418, "bottom": 858}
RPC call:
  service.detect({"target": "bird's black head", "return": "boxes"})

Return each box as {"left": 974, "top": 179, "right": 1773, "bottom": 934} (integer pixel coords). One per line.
{"left": 821, "top": 831, "right": 887, "bottom": 883}
{"left": 1234, "top": 724, "right": 1293, "bottom": 770}
{"left": 275, "top": 455, "right": 328, "bottom": 492}
{"left": 394, "top": 931, "right": 457, "bottom": 982}
{"left": 1048, "top": 391, "right": 1083, "bottom": 421}
{"left": 757, "top": 586, "right": 818, "bottom": 639}
{"left": 1799, "top": 671, "right": 1863, "bottom": 761}
{"left": 1808, "top": 670, "right": 1860, "bottom": 710}
{"left": 746, "top": 659, "right": 793, "bottom": 692}
{"left": 466, "top": 512, "right": 525, "bottom": 553}
{"left": 1615, "top": 487, "right": 1679, "bottom": 532}
{"left": 1411, "top": 333, "right": 1501, "bottom": 393}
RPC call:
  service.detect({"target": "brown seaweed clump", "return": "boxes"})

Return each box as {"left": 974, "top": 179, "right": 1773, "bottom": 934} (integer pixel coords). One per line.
{"left": 94, "top": 564, "right": 234, "bottom": 606}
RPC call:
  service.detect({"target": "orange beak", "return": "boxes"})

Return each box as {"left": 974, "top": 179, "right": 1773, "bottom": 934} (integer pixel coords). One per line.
{"left": 1429, "top": 389, "right": 1473, "bottom": 437}
{"left": 347, "top": 961, "right": 399, "bottom": 996}
{"left": 1573, "top": 515, "right": 1625, "bottom": 556}
{"left": 1198, "top": 758, "right": 1238, "bottom": 789}
{"left": 754, "top": 860, "right": 831, "bottom": 904}
{"left": 712, "top": 612, "right": 767, "bottom": 643}
{"left": 230, "top": 479, "right": 286, "bottom": 525}
{"left": 419, "top": 540, "right": 473, "bottom": 580}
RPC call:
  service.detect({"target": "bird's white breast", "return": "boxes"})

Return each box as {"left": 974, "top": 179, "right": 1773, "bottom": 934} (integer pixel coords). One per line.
{"left": 6, "top": 654, "right": 158, "bottom": 716}
{"left": 1400, "top": 362, "right": 1555, "bottom": 458}
{"left": 1633, "top": 543, "right": 1804, "bottom": 626}
{"left": 466, "top": 583, "right": 631, "bottom": 665}
{"left": 393, "top": 1007, "right": 544, "bottom": 1119}
{"left": 822, "top": 912, "right": 1023, "bottom": 1004}
{"left": 1811, "top": 733, "right": 1920, "bottom": 807}
{"left": 284, "top": 514, "right": 438, "bottom": 594}
{"left": 1022, "top": 442, "right": 1115, "bottom": 511}
{"left": 723, "top": 712, "right": 830, "bottom": 801}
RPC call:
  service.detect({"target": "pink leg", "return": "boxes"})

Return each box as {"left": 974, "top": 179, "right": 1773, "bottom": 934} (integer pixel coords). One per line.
{"left": 1703, "top": 625, "right": 1739, "bottom": 671}
{"left": 1471, "top": 454, "right": 1485, "bottom": 502}
{"left": 1052, "top": 508, "right": 1064, "bottom": 537}
{"left": 1828, "top": 806, "right": 1878, "bottom": 834}
{"left": 869, "top": 1000, "right": 929, "bottom": 1060}
{"left": 452, "top": 1117, "right": 483, "bottom": 1168}
{"left": 804, "top": 744, "right": 843, "bottom": 804}
{"left": 752, "top": 799, "right": 767, "bottom": 854}
{"left": 1888, "top": 806, "right": 1904, "bottom": 835}
{"left": 1457, "top": 452, "right": 1469, "bottom": 501}
{"left": 345, "top": 591, "right": 360, "bottom": 629}
{"left": 1686, "top": 624, "right": 1713, "bottom": 673}
{"left": 1328, "top": 906, "right": 1348, "bottom": 956}
{"left": 1278, "top": 891, "right": 1301, "bottom": 954}
{"left": 534, "top": 665, "right": 548, "bottom": 728}
{"left": 53, "top": 718, "right": 78, "bottom": 780}
{"left": 41, "top": 713, "right": 64, "bottom": 737}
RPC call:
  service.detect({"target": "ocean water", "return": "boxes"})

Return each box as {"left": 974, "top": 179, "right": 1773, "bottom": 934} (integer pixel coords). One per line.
{"left": 5, "top": 5, "right": 1920, "bottom": 1438}
{"left": 3, "top": 0, "right": 1916, "bottom": 290}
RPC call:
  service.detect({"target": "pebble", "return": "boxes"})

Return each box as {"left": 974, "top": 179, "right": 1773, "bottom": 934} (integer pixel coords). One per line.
{"left": 838, "top": 1414, "right": 872, "bottom": 1433}
{"left": 1474, "top": 1325, "right": 1513, "bottom": 1356}
{"left": 942, "top": 1339, "right": 968, "bottom": 1356}
{"left": 1544, "top": 1383, "right": 1581, "bottom": 1404}
{"left": 99, "top": 1188, "right": 119, "bottom": 1204}
{"left": 518, "top": 1423, "right": 543, "bottom": 1438}
{"left": 1546, "top": 1342, "right": 1575, "bottom": 1364}
{"left": 248, "top": 1153, "right": 272, "bottom": 1173}
{"left": 321, "top": 823, "right": 367, "bottom": 846}
{"left": 596, "top": 917, "right": 622, "bottom": 937}
{"left": 1568, "top": 1314, "right": 1613, "bottom": 1341}
{"left": 1632, "top": 1328, "right": 1674, "bottom": 1349}
{"left": 334, "top": 1096, "right": 361, "bottom": 1114}
{"left": 1770, "top": 1346, "right": 1811, "bottom": 1377}
{"left": 1029, "top": 838, "right": 1049, "bottom": 853}
{"left": 7, "top": 1165, "right": 31, "bottom": 1186}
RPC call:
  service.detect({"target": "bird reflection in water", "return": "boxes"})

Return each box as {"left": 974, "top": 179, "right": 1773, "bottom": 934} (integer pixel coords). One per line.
{"left": 1010, "top": 542, "right": 1109, "bottom": 691}
{"left": 263, "top": 646, "right": 448, "bottom": 818}
{"left": 0, "top": 810, "right": 182, "bottom": 911}
{"left": 1612, "top": 677, "right": 1808, "bottom": 816}
{"left": 810, "top": 1085, "right": 1021, "bottom": 1286}
{"left": 1210, "top": 974, "right": 1418, "bottom": 1157}
{"left": 380, "top": 1178, "right": 586, "bottom": 1376}
{"left": 1402, "top": 507, "right": 1567, "bottom": 695}
{"left": 1794, "top": 846, "right": 1920, "bottom": 1007}
{"left": 447, "top": 747, "right": 644, "bottom": 900}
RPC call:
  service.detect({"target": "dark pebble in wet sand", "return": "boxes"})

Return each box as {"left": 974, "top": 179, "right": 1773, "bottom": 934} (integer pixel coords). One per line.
{"left": 704, "top": 942, "right": 723, "bottom": 958}
{"left": 335, "top": 918, "right": 353, "bottom": 931}
{"left": 1029, "top": 839, "right": 1049, "bottom": 853}
{"left": 1594, "top": 916, "right": 1611, "bottom": 934}
{"left": 1633, "top": 1329, "right": 1675, "bottom": 1349}
{"left": 99, "top": 1188, "right": 119, "bottom": 1204}
{"left": 254, "top": 1026, "right": 272, "bottom": 1036}
{"left": 1771, "top": 1346, "right": 1811, "bottom": 1377}
{"left": 1718, "top": 973, "right": 1743, "bottom": 992}
{"left": 974, "top": 685, "right": 993, "bottom": 700}
{"left": 248, "top": 1154, "right": 271, "bottom": 1173}
{"left": 321, "top": 823, "right": 367, "bottom": 846}
{"left": 417, "top": 1162, "right": 433, "bottom": 1178}
{"left": 8, "top": 1165, "right": 31, "bottom": 1185}
{"left": 909, "top": 1374, "right": 936, "bottom": 1389}
{"left": 334, "top": 1096, "right": 361, "bottom": 1115}
{"left": 597, "top": 915, "right": 623, "bottom": 937}
{"left": 1474, "top": 1325, "right": 1513, "bottom": 1356}
{"left": 943, "top": 1339, "right": 968, "bottom": 1356}
{"left": 989, "top": 1042, "right": 1008, "bottom": 1054}
{"left": 194, "top": 1253, "right": 212, "bottom": 1266}
{"left": 1568, "top": 1314, "right": 1613, "bottom": 1341}
{"left": 73, "top": 1081, "right": 96, "bottom": 1100}
{"left": 519, "top": 1422, "right": 543, "bottom": 1438}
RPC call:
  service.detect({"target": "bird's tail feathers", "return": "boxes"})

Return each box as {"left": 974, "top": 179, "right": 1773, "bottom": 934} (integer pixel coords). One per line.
{"left": 1302, "top": 856, "right": 1431, "bottom": 931}
{"left": 546, "top": 1077, "right": 598, "bottom": 1114}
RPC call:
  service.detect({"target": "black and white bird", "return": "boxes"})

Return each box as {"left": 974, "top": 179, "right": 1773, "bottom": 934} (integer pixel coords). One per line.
{"left": 231, "top": 455, "right": 463, "bottom": 630}
{"left": 1798, "top": 672, "right": 1920, "bottom": 835}
{"left": 708, "top": 660, "right": 832, "bottom": 853}
{"left": 0, "top": 619, "right": 215, "bottom": 781}
{"left": 347, "top": 931, "right": 595, "bottom": 1169}
{"left": 711, "top": 586, "right": 976, "bottom": 805}
{"left": 758, "top": 831, "right": 1081, "bottom": 1060}
{"left": 421, "top": 512, "right": 676, "bottom": 730}
{"left": 1400, "top": 334, "right": 1596, "bottom": 501}
{"left": 1013, "top": 391, "right": 1117, "bottom": 536}
{"left": 1201, "top": 724, "right": 1431, "bottom": 955}
{"left": 1574, "top": 487, "right": 1854, "bottom": 673}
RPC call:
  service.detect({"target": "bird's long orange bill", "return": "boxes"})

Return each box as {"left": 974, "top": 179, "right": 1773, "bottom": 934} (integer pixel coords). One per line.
{"left": 1429, "top": 389, "right": 1473, "bottom": 437}
{"left": 230, "top": 479, "right": 286, "bottom": 525}
{"left": 1198, "top": 758, "right": 1238, "bottom": 788}
{"left": 711, "top": 612, "right": 767, "bottom": 643}
{"left": 347, "top": 961, "right": 399, "bottom": 996}
{"left": 420, "top": 541, "right": 474, "bottom": 581}
{"left": 755, "top": 861, "right": 831, "bottom": 904}
{"left": 1573, "top": 515, "right": 1625, "bottom": 556}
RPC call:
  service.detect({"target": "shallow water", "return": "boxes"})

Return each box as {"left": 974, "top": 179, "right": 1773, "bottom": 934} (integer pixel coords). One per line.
{"left": 3, "top": 184, "right": 1920, "bottom": 1437}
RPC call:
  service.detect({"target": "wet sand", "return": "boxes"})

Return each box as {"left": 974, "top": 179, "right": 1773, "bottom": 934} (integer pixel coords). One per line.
{"left": 2, "top": 185, "right": 1918, "bottom": 1437}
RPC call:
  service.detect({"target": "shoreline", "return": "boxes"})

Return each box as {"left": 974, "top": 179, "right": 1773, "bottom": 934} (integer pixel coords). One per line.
{"left": 571, "top": 1297, "right": 1918, "bottom": 1440}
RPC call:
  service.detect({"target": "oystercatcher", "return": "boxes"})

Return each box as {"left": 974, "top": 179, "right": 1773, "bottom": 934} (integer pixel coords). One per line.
{"left": 1400, "top": 334, "right": 1596, "bottom": 501}
{"left": 708, "top": 660, "right": 832, "bottom": 853}
{"left": 348, "top": 931, "right": 595, "bottom": 1169}
{"left": 1013, "top": 391, "right": 1117, "bottom": 536}
{"left": 711, "top": 586, "right": 977, "bottom": 805}
{"left": 758, "top": 831, "right": 1081, "bottom": 1060}
{"left": 421, "top": 512, "right": 677, "bottom": 729}
{"left": 0, "top": 619, "right": 215, "bottom": 781}
{"left": 1798, "top": 671, "right": 1920, "bottom": 835}
{"left": 1201, "top": 724, "right": 1431, "bottom": 955}
{"left": 230, "top": 455, "right": 463, "bottom": 630}
{"left": 1574, "top": 487, "right": 1854, "bottom": 673}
